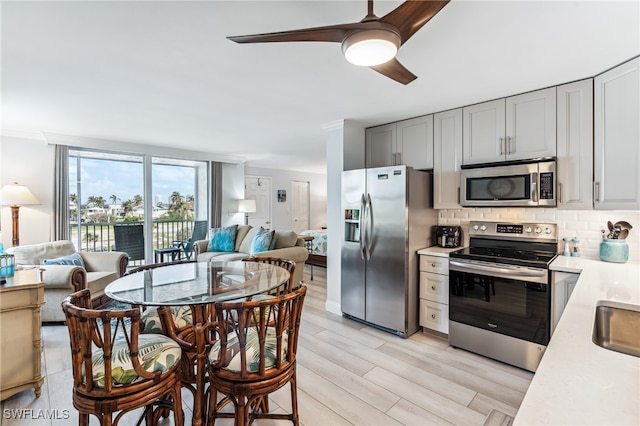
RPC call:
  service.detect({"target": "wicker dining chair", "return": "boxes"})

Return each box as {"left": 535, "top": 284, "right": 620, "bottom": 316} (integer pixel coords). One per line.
{"left": 205, "top": 282, "right": 307, "bottom": 425}
{"left": 61, "top": 289, "right": 184, "bottom": 426}
{"left": 242, "top": 257, "right": 297, "bottom": 296}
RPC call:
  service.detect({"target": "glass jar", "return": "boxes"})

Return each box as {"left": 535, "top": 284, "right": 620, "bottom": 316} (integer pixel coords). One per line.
{"left": 599, "top": 239, "right": 629, "bottom": 263}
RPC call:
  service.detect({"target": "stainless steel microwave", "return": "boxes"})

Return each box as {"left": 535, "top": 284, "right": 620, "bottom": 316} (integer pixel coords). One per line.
{"left": 460, "top": 160, "right": 556, "bottom": 207}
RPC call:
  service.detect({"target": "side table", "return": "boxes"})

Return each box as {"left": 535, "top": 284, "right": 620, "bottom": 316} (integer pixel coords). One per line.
{"left": 301, "top": 235, "right": 314, "bottom": 280}
{"left": 0, "top": 269, "right": 45, "bottom": 401}
{"left": 154, "top": 247, "right": 182, "bottom": 263}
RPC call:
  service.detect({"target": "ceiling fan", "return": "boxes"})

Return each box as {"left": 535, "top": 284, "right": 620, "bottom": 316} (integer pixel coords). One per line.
{"left": 227, "top": 0, "right": 450, "bottom": 85}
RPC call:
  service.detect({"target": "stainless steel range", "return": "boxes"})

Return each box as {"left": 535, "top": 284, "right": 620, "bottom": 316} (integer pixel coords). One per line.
{"left": 448, "top": 221, "right": 558, "bottom": 372}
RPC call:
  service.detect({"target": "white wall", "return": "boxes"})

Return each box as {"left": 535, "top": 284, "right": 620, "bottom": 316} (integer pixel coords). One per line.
{"left": 0, "top": 135, "right": 55, "bottom": 246}
{"left": 0, "top": 133, "right": 245, "bottom": 248}
{"left": 244, "top": 166, "right": 327, "bottom": 231}
{"left": 324, "top": 119, "right": 366, "bottom": 316}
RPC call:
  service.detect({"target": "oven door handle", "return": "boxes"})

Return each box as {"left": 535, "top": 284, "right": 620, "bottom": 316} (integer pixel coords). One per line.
{"left": 449, "top": 260, "right": 547, "bottom": 278}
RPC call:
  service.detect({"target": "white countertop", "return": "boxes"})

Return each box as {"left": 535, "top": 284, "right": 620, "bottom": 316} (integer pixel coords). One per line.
{"left": 417, "top": 246, "right": 464, "bottom": 257}
{"left": 514, "top": 256, "right": 640, "bottom": 426}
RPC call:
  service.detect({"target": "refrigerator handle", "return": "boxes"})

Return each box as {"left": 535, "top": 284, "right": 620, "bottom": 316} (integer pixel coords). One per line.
{"left": 359, "top": 193, "right": 366, "bottom": 260}
{"left": 365, "top": 193, "right": 373, "bottom": 260}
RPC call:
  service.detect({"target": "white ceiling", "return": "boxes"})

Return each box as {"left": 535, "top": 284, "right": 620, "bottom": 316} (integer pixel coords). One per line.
{"left": 2, "top": 1, "right": 638, "bottom": 174}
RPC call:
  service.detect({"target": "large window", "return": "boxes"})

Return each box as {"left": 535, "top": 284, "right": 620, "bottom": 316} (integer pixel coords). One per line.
{"left": 69, "top": 149, "right": 209, "bottom": 265}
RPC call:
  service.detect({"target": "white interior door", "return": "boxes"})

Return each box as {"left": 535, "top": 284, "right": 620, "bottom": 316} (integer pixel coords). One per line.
{"left": 245, "top": 176, "right": 272, "bottom": 229}
{"left": 290, "top": 180, "right": 310, "bottom": 233}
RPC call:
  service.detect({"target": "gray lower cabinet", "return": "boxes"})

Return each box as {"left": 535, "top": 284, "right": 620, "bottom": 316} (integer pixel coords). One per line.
{"left": 419, "top": 255, "right": 449, "bottom": 334}
{"left": 551, "top": 271, "right": 579, "bottom": 335}
{"left": 594, "top": 56, "right": 640, "bottom": 210}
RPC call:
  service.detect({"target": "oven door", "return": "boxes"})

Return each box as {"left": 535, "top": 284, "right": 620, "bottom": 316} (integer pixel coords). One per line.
{"left": 449, "top": 259, "right": 550, "bottom": 345}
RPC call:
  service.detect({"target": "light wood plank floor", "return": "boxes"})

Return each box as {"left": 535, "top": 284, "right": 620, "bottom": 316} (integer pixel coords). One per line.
{"left": 0, "top": 265, "right": 532, "bottom": 426}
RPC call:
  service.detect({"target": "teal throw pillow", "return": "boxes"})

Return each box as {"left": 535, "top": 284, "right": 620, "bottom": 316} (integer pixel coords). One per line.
{"left": 43, "top": 252, "right": 85, "bottom": 268}
{"left": 207, "top": 225, "right": 238, "bottom": 252}
{"left": 250, "top": 229, "right": 275, "bottom": 255}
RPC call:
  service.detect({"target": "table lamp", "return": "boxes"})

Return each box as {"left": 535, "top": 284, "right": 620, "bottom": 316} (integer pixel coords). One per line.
{"left": 1, "top": 182, "right": 40, "bottom": 246}
{"left": 237, "top": 199, "right": 256, "bottom": 226}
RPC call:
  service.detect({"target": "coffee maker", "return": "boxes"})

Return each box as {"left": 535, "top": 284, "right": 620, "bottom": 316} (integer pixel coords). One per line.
{"left": 434, "top": 226, "right": 462, "bottom": 248}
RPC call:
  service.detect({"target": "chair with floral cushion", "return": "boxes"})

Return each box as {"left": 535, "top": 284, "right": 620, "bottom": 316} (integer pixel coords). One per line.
{"left": 242, "top": 257, "right": 296, "bottom": 297}
{"left": 206, "top": 282, "right": 307, "bottom": 426}
{"left": 61, "top": 289, "right": 184, "bottom": 426}
{"left": 130, "top": 260, "right": 217, "bottom": 426}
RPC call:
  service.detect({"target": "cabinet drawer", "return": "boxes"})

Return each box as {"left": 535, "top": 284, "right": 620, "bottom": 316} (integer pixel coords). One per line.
{"left": 419, "top": 255, "right": 449, "bottom": 275}
{"left": 419, "top": 299, "right": 449, "bottom": 334}
{"left": 419, "top": 272, "right": 449, "bottom": 304}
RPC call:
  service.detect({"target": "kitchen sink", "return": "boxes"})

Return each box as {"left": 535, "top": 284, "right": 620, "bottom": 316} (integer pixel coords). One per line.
{"left": 592, "top": 300, "right": 640, "bottom": 357}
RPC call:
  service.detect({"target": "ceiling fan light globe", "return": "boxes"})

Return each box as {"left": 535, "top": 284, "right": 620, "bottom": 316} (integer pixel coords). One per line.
{"left": 342, "top": 30, "right": 400, "bottom": 67}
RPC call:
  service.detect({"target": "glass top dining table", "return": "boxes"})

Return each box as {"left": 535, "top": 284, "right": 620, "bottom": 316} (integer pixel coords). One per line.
{"left": 105, "top": 260, "right": 292, "bottom": 426}
{"left": 105, "top": 260, "right": 291, "bottom": 307}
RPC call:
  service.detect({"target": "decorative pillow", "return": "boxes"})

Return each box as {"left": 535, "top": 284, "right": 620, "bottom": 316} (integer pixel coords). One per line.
{"left": 272, "top": 230, "right": 298, "bottom": 249}
{"left": 89, "top": 334, "right": 182, "bottom": 387}
{"left": 208, "top": 327, "right": 288, "bottom": 373}
{"left": 140, "top": 306, "right": 193, "bottom": 333}
{"left": 250, "top": 229, "right": 275, "bottom": 255}
{"left": 207, "top": 225, "right": 238, "bottom": 252}
{"left": 234, "top": 225, "right": 253, "bottom": 252}
{"left": 43, "top": 252, "right": 85, "bottom": 268}
{"left": 238, "top": 228, "right": 261, "bottom": 254}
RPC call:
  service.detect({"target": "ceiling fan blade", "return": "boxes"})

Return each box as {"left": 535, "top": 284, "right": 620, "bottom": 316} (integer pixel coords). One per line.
{"left": 228, "top": 23, "right": 363, "bottom": 44}
{"left": 380, "top": 0, "right": 450, "bottom": 44}
{"left": 370, "top": 58, "right": 417, "bottom": 85}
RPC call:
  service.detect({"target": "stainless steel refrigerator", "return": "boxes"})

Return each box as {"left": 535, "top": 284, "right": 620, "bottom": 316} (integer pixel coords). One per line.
{"left": 341, "top": 165, "right": 437, "bottom": 337}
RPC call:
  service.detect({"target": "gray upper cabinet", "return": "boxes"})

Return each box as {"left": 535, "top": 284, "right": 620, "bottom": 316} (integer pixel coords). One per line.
{"left": 462, "top": 99, "right": 505, "bottom": 165}
{"left": 365, "top": 123, "right": 396, "bottom": 168}
{"left": 594, "top": 57, "right": 640, "bottom": 210}
{"left": 434, "top": 108, "right": 463, "bottom": 209}
{"left": 556, "top": 79, "right": 593, "bottom": 210}
{"left": 366, "top": 115, "right": 433, "bottom": 170}
{"left": 463, "top": 87, "right": 557, "bottom": 165}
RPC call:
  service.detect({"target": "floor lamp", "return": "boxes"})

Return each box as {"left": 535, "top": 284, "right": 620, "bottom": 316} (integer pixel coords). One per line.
{"left": 237, "top": 199, "right": 256, "bottom": 226}
{"left": 1, "top": 182, "right": 40, "bottom": 246}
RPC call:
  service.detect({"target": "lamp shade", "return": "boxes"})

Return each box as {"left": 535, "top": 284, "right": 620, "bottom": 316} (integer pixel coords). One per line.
{"left": 342, "top": 29, "right": 400, "bottom": 67}
{"left": 237, "top": 199, "right": 257, "bottom": 213}
{"left": 0, "top": 182, "right": 40, "bottom": 206}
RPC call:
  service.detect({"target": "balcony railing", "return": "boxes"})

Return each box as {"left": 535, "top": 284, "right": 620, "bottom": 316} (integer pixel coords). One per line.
{"left": 70, "top": 220, "right": 203, "bottom": 266}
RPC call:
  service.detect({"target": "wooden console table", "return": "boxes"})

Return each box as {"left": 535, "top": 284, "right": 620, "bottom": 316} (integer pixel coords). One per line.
{"left": 0, "top": 269, "right": 45, "bottom": 401}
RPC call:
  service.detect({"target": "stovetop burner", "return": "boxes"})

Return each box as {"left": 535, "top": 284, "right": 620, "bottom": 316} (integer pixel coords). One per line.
{"left": 450, "top": 245, "right": 557, "bottom": 268}
{"left": 450, "top": 221, "right": 559, "bottom": 269}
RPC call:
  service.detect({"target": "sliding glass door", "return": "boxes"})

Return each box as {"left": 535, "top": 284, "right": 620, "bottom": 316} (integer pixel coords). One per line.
{"left": 69, "top": 149, "right": 209, "bottom": 266}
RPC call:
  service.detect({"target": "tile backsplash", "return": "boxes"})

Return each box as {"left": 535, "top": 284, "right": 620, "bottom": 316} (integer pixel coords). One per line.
{"left": 438, "top": 208, "right": 640, "bottom": 263}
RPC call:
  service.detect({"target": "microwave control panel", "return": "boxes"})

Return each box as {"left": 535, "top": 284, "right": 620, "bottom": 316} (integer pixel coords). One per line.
{"left": 539, "top": 172, "right": 554, "bottom": 200}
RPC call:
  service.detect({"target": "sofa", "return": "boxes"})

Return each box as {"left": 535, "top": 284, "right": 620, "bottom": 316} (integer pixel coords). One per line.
{"left": 193, "top": 225, "right": 309, "bottom": 285}
{"left": 7, "top": 240, "right": 129, "bottom": 322}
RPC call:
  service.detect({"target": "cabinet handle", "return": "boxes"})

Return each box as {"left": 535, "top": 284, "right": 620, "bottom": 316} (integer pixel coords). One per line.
{"left": 431, "top": 286, "right": 436, "bottom": 291}
{"left": 594, "top": 181, "right": 600, "bottom": 203}
{"left": 431, "top": 263, "right": 436, "bottom": 267}
{"left": 507, "top": 136, "right": 513, "bottom": 154}
{"left": 397, "top": 152, "right": 402, "bottom": 165}
{"left": 431, "top": 314, "right": 436, "bottom": 319}
{"left": 558, "top": 182, "right": 563, "bottom": 204}
{"left": 499, "top": 137, "right": 504, "bottom": 155}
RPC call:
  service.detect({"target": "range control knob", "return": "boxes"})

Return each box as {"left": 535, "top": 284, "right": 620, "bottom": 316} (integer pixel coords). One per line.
{"left": 535, "top": 227, "right": 542, "bottom": 234}
{"left": 525, "top": 227, "right": 533, "bottom": 233}
{"left": 545, "top": 227, "right": 552, "bottom": 234}
{"left": 472, "top": 224, "right": 479, "bottom": 231}
{"left": 480, "top": 225, "right": 487, "bottom": 231}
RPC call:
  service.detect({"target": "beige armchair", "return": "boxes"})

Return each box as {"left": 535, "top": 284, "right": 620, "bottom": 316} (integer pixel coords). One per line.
{"left": 8, "top": 240, "right": 129, "bottom": 322}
